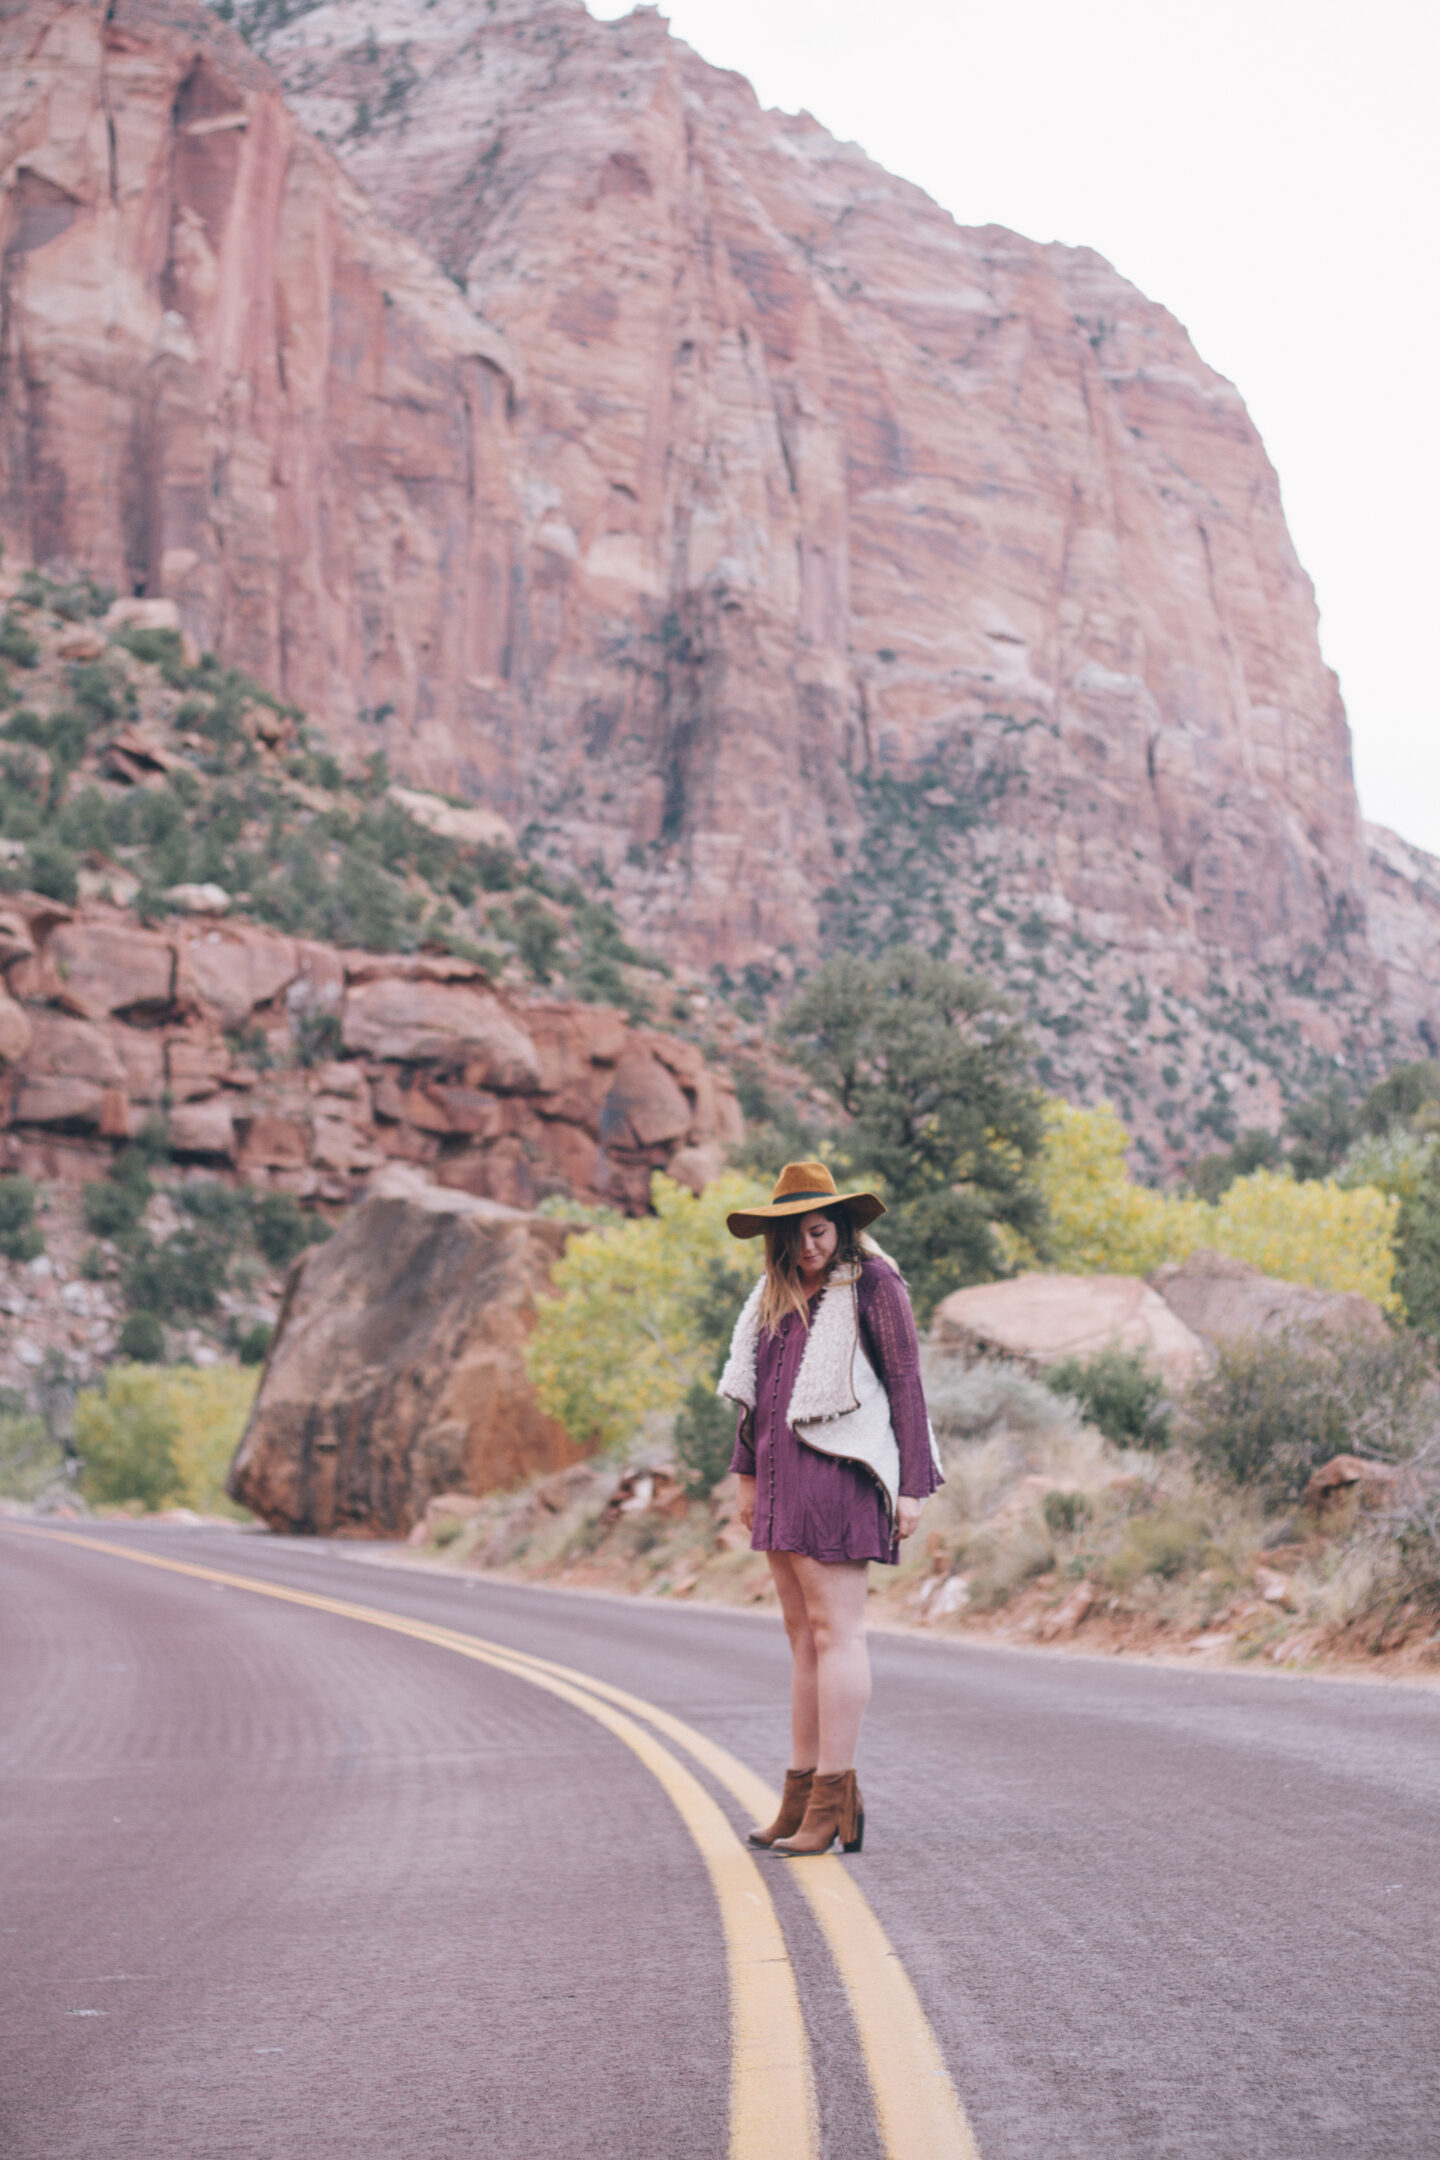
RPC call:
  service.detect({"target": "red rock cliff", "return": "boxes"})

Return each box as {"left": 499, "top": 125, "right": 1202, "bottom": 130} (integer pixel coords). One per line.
{"left": 4, "top": 0, "right": 1437, "bottom": 1158}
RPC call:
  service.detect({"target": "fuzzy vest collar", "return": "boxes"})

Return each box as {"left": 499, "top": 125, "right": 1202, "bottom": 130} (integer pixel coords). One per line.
{"left": 718, "top": 1256, "right": 906, "bottom": 1515}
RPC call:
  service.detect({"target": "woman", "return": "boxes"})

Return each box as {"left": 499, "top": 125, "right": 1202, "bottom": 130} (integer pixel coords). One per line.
{"left": 718, "top": 1160, "right": 942, "bottom": 1856}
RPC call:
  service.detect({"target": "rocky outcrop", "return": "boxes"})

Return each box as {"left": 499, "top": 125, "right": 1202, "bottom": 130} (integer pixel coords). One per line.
{"left": 932, "top": 1252, "right": 1390, "bottom": 1389}
{"left": 1147, "top": 1248, "right": 1389, "bottom": 1349}
{"left": 7, "top": 0, "right": 1440, "bottom": 1155}
{"left": 0, "top": 895, "right": 741, "bottom": 1211}
{"left": 932, "top": 1273, "right": 1207, "bottom": 1391}
{"left": 227, "top": 1186, "right": 578, "bottom": 1533}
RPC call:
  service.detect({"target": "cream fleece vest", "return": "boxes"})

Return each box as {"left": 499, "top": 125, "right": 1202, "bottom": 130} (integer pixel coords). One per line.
{"left": 717, "top": 1256, "right": 939, "bottom": 1520}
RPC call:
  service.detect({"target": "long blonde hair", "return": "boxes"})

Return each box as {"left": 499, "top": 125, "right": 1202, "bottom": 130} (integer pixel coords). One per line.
{"left": 757, "top": 1204, "right": 874, "bottom": 1334}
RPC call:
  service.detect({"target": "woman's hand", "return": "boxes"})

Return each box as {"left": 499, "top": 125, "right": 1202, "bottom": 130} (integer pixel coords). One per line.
{"left": 736, "top": 1474, "right": 757, "bottom": 1531}
{"left": 896, "top": 1496, "right": 925, "bottom": 1542}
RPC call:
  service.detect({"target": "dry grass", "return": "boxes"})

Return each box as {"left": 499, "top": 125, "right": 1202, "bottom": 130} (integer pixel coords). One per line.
{"left": 402, "top": 1347, "right": 1440, "bottom": 1673}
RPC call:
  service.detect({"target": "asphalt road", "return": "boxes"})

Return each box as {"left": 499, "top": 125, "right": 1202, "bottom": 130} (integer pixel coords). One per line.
{"left": 3, "top": 1522, "right": 1438, "bottom": 2160}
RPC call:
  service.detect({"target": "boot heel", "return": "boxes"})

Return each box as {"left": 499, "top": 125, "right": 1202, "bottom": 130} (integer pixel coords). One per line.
{"left": 843, "top": 1809, "right": 865, "bottom": 1854}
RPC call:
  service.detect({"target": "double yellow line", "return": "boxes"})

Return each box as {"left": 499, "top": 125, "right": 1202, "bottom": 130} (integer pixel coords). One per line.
{"left": 9, "top": 1528, "right": 979, "bottom": 2159}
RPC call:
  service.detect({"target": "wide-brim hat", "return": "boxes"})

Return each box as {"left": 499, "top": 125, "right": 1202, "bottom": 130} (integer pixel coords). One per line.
{"left": 725, "top": 1159, "right": 887, "bottom": 1240}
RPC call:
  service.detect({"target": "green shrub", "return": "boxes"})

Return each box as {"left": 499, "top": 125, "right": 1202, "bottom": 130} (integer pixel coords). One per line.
{"left": 0, "top": 1408, "right": 63, "bottom": 1499}
{"left": 117, "top": 1310, "right": 165, "bottom": 1363}
{"left": 1179, "top": 1328, "right": 1436, "bottom": 1501}
{"left": 237, "top": 1321, "right": 273, "bottom": 1366}
{"left": 510, "top": 894, "right": 564, "bottom": 983}
{"left": 83, "top": 1154, "right": 153, "bottom": 1238}
{"left": 67, "top": 661, "right": 124, "bottom": 724}
{"left": 673, "top": 1381, "right": 736, "bottom": 1497}
{"left": 0, "top": 1177, "right": 43, "bottom": 1262}
{"left": 23, "top": 836, "right": 78, "bottom": 905}
{"left": 1395, "top": 1147, "right": 1440, "bottom": 1340}
{"left": 0, "top": 616, "right": 40, "bottom": 669}
{"left": 124, "top": 1230, "right": 228, "bottom": 1318}
{"left": 76, "top": 1370, "right": 179, "bottom": 1508}
{"left": 1044, "top": 1345, "right": 1170, "bottom": 1449}
{"left": 117, "top": 626, "right": 184, "bottom": 671}
{"left": 250, "top": 1190, "right": 330, "bottom": 1270}
{"left": 1042, "top": 1489, "right": 1089, "bottom": 1536}
{"left": 1103, "top": 1503, "right": 1215, "bottom": 1588}
{"left": 1384, "top": 1440, "right": 1440, "bottom": 1613}
{"left": 179, "top": 1180, "right": 250, "bottom": 1233}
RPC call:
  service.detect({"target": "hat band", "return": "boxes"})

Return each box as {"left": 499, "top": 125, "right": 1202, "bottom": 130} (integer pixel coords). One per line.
{"left": 770, "top": 1189, "right": 839, "bottom": 1205}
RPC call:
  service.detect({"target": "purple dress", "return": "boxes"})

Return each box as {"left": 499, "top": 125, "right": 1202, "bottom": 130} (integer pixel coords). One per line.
{"left": 728, "top": 1254, "right": 944, "bottom": 1565}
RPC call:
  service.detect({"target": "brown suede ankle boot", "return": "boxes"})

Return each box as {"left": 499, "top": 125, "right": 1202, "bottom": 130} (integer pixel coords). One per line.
{"left": 748, "top": 1769, "right": 815, "bottom": 1847}
{"left": 772, "top": 1770, "right": 864, "bottom": 1856}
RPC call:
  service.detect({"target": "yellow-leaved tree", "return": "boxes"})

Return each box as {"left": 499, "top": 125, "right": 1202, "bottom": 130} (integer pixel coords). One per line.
{"left": 74, "top": 1364, "right": 260, "bottom": 1514}
{"left": 1033, "top": 1100, "right": 1400, "bottom": 1307}
{"left": 526, "top": 1172, "right": 768, "bottom": 1451}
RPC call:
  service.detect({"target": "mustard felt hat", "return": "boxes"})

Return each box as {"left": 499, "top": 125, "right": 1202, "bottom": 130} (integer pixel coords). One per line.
{"left": 725, "top": 1159, "right": 886, "bottom": 1240}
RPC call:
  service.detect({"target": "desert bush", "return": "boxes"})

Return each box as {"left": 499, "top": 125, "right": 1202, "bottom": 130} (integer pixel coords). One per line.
{"left": 83, "top": 1149, "right": 154, "bottom": 1239}
{"left": 1339, "top": 1127, "right": 1436, "bottom": 1206}
{"left": 124, "top": 1229, "right": 228, "bottom": 1318}
{"left": 961, "top": 1511, "right": 1056, "bottom": 1607}
{"left": 0, "top": 615, "right": 40, "bottom": 669}
{"left": 1179, "top": 1328, "right": 1435, "bottom": 1502}
{"left": 527, "top": 1172, "right": 764, "bottom": 1451}
{"left": 1103, "top": 1500, "right": 1217, "bottom": 1588}
{"left": 179, "top": 1180, "right": 250, "bottom": 1233}
{"left": 117, "top": 1311, "right": 164, "bottom": 1362}
{"left": 0, "top": 1402, "right": 64, "bottom": 1500}
{"left": 923, "top": 1355, "right": 1074, "bottom": 1449}
{"left": 250, "top": 1189, "right": 330, "bottom": 1269}
{"left": 74, "top": 1363, "right": 257, "bottom": 1514}
{"left": 0, "top": 1176, "right": 43, "bottom": 1263}
{"left": 1382, "top": 1440, "right": 1440, "bottom": 1613}
{"left": 1043, "top": 1488, "right": 1089, "bottom": 1536}
{"left": 673, "top": 1380, "right": 736, "bottom": 1496}
{"left": 75, "top": 1367, "right": 179, "bottom": 1508}
{"left": 23, "top": 835, "right": 79, "bottom": 904}
{"left": 1044, "top": 1344, "right": 1170, "bottom": 1449}
{"left": 237, "top": 1321, "right": 273, "bottom": 1366}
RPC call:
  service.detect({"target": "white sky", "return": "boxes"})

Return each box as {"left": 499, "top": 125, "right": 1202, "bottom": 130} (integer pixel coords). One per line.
{"left": 593, "top": 0, "right": 1440, "bottom": 855}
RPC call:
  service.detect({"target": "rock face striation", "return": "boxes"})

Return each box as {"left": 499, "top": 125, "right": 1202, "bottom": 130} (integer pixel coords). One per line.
{"left": 228, "top": 1185, "right": 578, "bottom": 1532}
{"left": 5, "top": 0, "right": 1440, "bottom": 1154}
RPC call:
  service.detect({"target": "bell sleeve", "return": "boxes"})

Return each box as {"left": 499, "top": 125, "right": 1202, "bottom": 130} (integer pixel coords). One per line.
{"left": 728, "top": 1403, "right": 756, "bottom": 1478}
{"left": 859, "top": 1262, "right": 944, "bottom": 1499}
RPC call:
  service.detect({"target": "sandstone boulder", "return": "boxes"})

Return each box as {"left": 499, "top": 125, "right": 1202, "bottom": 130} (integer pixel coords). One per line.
{"left": 599, "top": 1042, "right": 692, "bottom": 1149}
{"left": 177, "top": 926, "right": 299, "bottom": 1030}
{"left": 1150, "top": 1249, "right": 1389, "bottom": 1348}
{"left": 341, "top": 978, "right": 542, "bottom": 1088}
{"left": 0, "top": 996, "right": 30, "bottom": 1065}
{"left": 46, "top": 918, "right": 175, "bottom": 1020}
{"left": 167, "top": 1096, "right": 236, "bottom": 1159}
{"left": 1302, "top": 1454, "right": 1401, "bottom": 1512}
{"left": 14, "top": 1010, "right": 118, "bottom": 1084}
{"left": 932, "top": 1272, "right": 1207, "bottom": 1391}
{"left": 227, "top": 1188, "right": 581, "bottom": 1535}
{"left": 387, "top": 787, "right": 513, "bottom": 851}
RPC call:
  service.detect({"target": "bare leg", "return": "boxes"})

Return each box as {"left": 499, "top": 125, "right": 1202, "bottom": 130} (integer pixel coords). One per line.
{"left": 790, "top": 1556, "right": 870, "bottom": 1773}
{"left": 767, "top": 1551, "right": 819, "bottom": 1768}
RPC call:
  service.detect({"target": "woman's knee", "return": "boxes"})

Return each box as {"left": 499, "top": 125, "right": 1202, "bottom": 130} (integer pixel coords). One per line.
{"left": 808, "top": 1609, "right": 865, "bottom": 1659}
